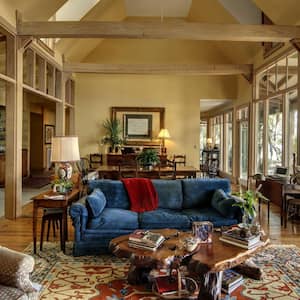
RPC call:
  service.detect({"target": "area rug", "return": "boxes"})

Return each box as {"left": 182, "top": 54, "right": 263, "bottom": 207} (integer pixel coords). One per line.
{"left": 25, "top": 242, "right": 300, "bottom": 300}
{"left": 22, "top": 177, "right": 51, "bottom": 189}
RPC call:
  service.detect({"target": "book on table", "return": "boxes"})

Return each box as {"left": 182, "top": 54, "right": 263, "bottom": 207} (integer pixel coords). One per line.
{"left": 128, "top": 239, "right": 164, "bottom": 251}
{"left": 220, "top": 228, "right": 261, "bottom": 249}
{"left": 129, "top": 230, "right": 165, "bottom": 248}
{"left": 222, "top": 269, "right": 243, "bottom": 294}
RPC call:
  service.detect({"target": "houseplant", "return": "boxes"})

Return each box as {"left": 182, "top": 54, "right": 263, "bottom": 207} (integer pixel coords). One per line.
{"left": 136, "top": 149, "right": 160, "bottom": 170}
{"left": 101, "top": 118, "right": 123, "bottom": 153}
{"left": 232, "top": 186, "right": 268, "bottom": 226}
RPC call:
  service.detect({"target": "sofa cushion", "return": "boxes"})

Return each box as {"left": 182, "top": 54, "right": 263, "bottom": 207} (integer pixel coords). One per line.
{"left": 182, "top": 179, "right": 231, "bottom": 209}
{"left": 182, "top": 207, "right": 238, "bottom": 227}
{"left": 152, "top": 180, "right": 183, "bottom": 210}
{"left": 211, "top": 189, "right": 240, "bottom": 219}
{"left": 88, "top": 180, "right": 130, "bottom": 209}
{"left": 86, "top": 189, "right": 106, "bottom": 217}
{"left": 87, "top": 208, "right": 139, "bottom": 230}
{"left": 139, "top": 208, "right": 190, "bottom": 230}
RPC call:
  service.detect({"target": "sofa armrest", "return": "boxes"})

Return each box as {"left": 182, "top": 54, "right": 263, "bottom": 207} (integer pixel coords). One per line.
{"left": 0, "top": 246, "right": 35, "bottom": 293}
{"left": 69, "top": 197, "right": 89, "bottom": 241}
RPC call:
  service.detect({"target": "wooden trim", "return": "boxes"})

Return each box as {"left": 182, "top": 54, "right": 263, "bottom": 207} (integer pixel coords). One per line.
{"left": 254, "top": 85, "right": 297, "bottom": 101}
{"left": 63, "top": 63, "right": 253, "bottom": 76}
{"left": 17, "top": 20, "right": 300, "bottom": 42}
{"left": 23, "top": 84, "right": 62, "bottom": 103}
{"left": 0, "top": 73, "right": 16, "bottom": 84}
{"left": 36, "top": 39, "right": 55, "bottom": 57}
{"left": 0, "top": 15, "right": 16, "bottom": 35}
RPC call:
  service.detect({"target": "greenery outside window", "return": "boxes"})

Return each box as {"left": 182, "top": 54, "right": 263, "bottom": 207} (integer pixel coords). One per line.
{"left": 255, "top": 101, "right": 264, "bottom": 174}
{"left": 224, "top": 112, "right": 233, "bottom": 174}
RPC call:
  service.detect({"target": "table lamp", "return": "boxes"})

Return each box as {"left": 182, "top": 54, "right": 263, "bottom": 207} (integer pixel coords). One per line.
{"left": 206, "top": 138, "right": 213, "bottom": 150}
{"left": 158, "top": 128, "right": 170, "bottom": 154}
{"left": 51, "top": 136, "right": 80, "bottom": 180}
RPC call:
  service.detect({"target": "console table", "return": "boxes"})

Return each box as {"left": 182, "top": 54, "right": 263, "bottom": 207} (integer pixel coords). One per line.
{"left": 107, "top": 153, "right": 167, "bottom": 166}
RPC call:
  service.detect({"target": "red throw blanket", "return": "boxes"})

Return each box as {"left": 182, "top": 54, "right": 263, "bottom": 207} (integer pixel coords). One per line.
{"left": 121, "top": 178, "right": 158, "bottom": 212}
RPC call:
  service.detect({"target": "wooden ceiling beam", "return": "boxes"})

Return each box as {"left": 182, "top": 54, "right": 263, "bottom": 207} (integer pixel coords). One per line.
{"left": 63, "top": 63, "right": 252, "bottom": 76}
{"left": 17, "top": 20, "right": 300, "bottom": 42}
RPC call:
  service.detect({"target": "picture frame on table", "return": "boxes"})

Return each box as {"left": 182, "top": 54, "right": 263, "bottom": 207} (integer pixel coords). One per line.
{"left": 45, "top": 124, "right": 55, "bottom": 144}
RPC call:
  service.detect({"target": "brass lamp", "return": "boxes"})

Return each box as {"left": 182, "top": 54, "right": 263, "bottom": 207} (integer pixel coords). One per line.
{"left": 206, "top": 138, "right": 213, "bottom": 150}
{"left": 158, "top": 128, "right": 171, "bottom": 154}
{"left": 51, "top": 136, "right": 80, "bottom": 180}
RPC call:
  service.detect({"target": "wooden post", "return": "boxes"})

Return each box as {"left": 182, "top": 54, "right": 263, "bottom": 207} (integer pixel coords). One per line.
{"left": 55, "top": 73, "right": 67, "bottom": 136}
{"left": 5, "top": 37, "right": 23, "bottom": 219}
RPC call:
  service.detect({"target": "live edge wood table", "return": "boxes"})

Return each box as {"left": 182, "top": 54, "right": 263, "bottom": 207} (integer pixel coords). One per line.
{"left": 109, "top": 229, "right": 269, "bottom": 300}
{"left": 31, "top": 188, "right": 80, "bottom": 254}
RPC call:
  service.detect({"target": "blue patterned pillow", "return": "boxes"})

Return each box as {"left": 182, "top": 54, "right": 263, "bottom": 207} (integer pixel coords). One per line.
{"left": 211, "top": 189, "right": 238, "bottom": 219}
{"left": 86, "top": 189, "right": 107, "bottom": 217}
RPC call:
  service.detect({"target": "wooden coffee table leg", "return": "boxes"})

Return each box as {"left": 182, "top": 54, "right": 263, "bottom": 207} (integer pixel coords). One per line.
{"left": 127, "top": 264, "right": 151, "bottom": 285}
{"left": 197, "top": 270, "right": 223, "bottom": 300}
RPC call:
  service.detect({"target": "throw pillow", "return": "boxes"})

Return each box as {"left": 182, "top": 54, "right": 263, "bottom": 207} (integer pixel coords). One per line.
{"left": 211, "top": 189, "right": 239, "bottom": 219}
{"left": 0, "top": 246, "right": 35, "bottom": 293}
{"left": 86, "top": 188, "right": 107, "bottom": 217}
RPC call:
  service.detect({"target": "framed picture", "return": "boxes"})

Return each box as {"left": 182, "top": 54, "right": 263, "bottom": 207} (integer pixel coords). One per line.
{"left": 45, "top": 124, "right": 55, "bottom": 144}
{"left": 124, "top": 114, "right": 152, "bottom": 139}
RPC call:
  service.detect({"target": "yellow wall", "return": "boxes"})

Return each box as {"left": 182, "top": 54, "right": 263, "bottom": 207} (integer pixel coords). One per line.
{"left": 75, "top": 73, "right": 237, "bottom": 167}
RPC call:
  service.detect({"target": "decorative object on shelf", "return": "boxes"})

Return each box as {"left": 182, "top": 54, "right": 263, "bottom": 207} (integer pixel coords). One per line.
{"left": 101, "top": 118, "right": 123, "bottom": 153}
{"left": 51, "top": 136, "right": 80, "bottom": 182}
{"left": 158, "top": 128, "right": 170, "bottom": 154}
{"left": 44, "top": 124, "right": 55, "bottom": 144}
{"left": 136, "top": 148, "right": 160, "bottom": 170}
{"left": 232, "top": 186, "right": 268, "bottom": 226}
{"left": 206, "top": 137, "right": 213, "bottom": 150}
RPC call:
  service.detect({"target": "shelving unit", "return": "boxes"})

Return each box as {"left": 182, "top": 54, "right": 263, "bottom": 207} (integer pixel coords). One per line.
{"left": 201, "top": 149, "right": 220, "bottom": 177}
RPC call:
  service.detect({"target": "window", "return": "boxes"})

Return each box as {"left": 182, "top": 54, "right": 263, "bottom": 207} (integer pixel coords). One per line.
{"left": 211, "top": 115, "right": 223, "bottom": 169}
{"left": 224, "top": 112, "right": 233, "bottom": 174}
{"left": 267, "top": 96, "right": 283, "bottom": 173}
{"left": 255, "top": 101, "right": 264, "bottom": 174}
{"left": 199, "top": 120, "right": 207, "bottom": 153}
{"left": 255, "top": 50, "right": 298, "bottom": 175}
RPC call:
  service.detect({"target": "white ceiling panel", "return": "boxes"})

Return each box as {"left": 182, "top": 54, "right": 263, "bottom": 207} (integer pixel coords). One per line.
{"left": 200, "top": 99, "right": 232, "bottom": 112}
{"left": 125, "top": 0, "right": 192, "bottom": 17}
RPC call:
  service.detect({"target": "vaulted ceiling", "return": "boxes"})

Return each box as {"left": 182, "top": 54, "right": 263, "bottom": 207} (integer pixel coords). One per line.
{"left": 2, "top": 0, "right": 300, "bottom": 64}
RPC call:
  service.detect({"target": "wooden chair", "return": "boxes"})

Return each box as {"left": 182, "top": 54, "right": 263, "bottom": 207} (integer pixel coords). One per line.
{"left": 158, "top": 162, "right": 177, "bottom": 180}
{"left": 89, "top": 153, "right": 103, "bottom": 170}
{"left": 173, "top": 154, "right": 186, "bottom": 166}
{"left": 118, "top": 160, "right": 138, "bottom": 178}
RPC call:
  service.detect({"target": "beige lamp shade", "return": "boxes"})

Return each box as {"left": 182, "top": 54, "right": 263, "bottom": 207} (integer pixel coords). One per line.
{"left": 51, "top": 136, "right": 80, "bottom": 162}
{"left": 158, "top": 128, "right": 171, "bottom": 139}
{"left": 206, "top": 138, "right": 213, "bottom": 144}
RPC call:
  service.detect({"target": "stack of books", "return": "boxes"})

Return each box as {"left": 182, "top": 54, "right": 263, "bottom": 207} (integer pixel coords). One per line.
{"left": 219, "top": 228, "right": 261, "bottom": 249}
{"left": 128, "top": 230, "right": 165, "bottom": 251}
{"left": 222, "top": 269, "right": 244, "bottom": 294}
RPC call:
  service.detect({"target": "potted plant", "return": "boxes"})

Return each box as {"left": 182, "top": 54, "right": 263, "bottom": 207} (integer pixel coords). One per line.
{"left": 136, "top": 149, "right": 160, "bottom": 170}
{"left": 52, "top": 178, "right": 73, "bottom": 194}
{"left": 232, "top": 186, "right": 268, "bottom": 226}
{"left": 101, "top": 118, "right": 123, "bottom": 153}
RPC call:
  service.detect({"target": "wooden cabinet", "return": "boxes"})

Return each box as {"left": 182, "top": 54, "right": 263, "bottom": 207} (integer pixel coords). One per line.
{"left": 107, "top": 153, "right": 167, "bottom": 166}
{"left": 0, "top": 149, "right": 28, "bottom": 186}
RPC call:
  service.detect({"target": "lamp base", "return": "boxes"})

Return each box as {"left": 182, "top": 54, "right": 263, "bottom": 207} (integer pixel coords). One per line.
{"left": 57, "top": 162, "right": 73, "bottom": 180}
{"left": 161, "top": 147, "right": 167, "bottom": 155}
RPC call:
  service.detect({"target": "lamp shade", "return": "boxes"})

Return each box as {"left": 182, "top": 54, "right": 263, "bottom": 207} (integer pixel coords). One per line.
{"left": 206, "top": 138, "right": 213, "bottom": 144}
{"left": 50, "top": 136, "right": 80, "bottom": 162}
{"left": 158, "top": 128, "right": 171, "bottom": 139}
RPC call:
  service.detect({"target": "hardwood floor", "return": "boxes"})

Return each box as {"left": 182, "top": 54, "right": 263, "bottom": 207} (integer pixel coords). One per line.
{"left": 0, "top": 200, "right": 299, "bottom": 252}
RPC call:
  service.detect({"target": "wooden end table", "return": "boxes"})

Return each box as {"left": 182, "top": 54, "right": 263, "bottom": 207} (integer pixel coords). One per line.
{"left": 31, "top": 188, "right": 80, "bottom": 254}
{"left": 110, "top": 228, "right": 269, "bottom": 300}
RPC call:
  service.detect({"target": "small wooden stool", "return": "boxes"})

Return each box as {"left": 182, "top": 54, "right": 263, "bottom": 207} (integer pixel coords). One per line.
{"left": 40, "top": 208, "right": 63, "bottom": 251}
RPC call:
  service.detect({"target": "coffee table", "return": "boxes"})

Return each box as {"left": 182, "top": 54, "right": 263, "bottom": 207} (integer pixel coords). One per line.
{"left": 110, "top": 228, "right": 269, "bottom": 300}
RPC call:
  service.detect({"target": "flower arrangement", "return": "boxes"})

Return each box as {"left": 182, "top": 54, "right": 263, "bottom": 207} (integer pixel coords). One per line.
{"left": 52, "top": 178, "right": 73, "bottom": 194}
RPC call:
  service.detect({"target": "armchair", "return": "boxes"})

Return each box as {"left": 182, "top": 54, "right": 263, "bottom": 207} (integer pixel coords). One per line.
{"left": 0, "top": 246, "right": 39, "bottom": 300}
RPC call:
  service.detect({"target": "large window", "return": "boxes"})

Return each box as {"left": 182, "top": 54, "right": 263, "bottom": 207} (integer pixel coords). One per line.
{"left": 211, "top": 115, "right": 223, "bottom": 169}
{"left": 267, "top": 96, "right": 283, "bottom": 173}
{"left": 237, "top": 107, "right": 249, "bottom": 181}
{"left": 255, "top": 50, "right": 298, "bottom": 175}
{"left": 199, "top": 120, "right": 207, "bottom": 153}
{"left": 224, "top": 112, "right": 233, "bottom": 174}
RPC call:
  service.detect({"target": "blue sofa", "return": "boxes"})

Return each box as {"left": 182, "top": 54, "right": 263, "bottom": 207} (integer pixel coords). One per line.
{"left": 69, "top": 178, "right": 241, "bottom": 256}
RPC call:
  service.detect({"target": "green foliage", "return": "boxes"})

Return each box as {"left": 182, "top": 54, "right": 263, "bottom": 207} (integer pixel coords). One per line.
{"left": 232, "top": 189, "right": 268, "bottom": 219}
{"left": 101, "top": 119, "right": 123, "bottom": 148}
{"left": 136, "top": 149, "right": 160, "bottom": 167}
{"left": 52, "top": 178, "right": 73, "bottom": 190}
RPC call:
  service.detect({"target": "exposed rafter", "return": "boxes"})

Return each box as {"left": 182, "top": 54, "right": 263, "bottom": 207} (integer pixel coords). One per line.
{"left": 17, "top": 19, "right": 300, "bottom": 42}
{"left": 63, "top": 63, "right": 253, "bottom": 76}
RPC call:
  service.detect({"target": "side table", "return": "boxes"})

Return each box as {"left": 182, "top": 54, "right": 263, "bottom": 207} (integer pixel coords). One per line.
{"left": 31, "top": 188, "right": 80, "bottom": 254}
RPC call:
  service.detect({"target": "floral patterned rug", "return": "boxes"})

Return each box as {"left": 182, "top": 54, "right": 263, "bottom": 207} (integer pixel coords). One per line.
{"left": 25, "top": 243, "right": 300, "bottom": 300}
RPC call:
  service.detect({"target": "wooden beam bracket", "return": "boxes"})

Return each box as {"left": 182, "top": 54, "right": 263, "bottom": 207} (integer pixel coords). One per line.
{"left": 290, "top": 38, "right": 300, "bottom": 52}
